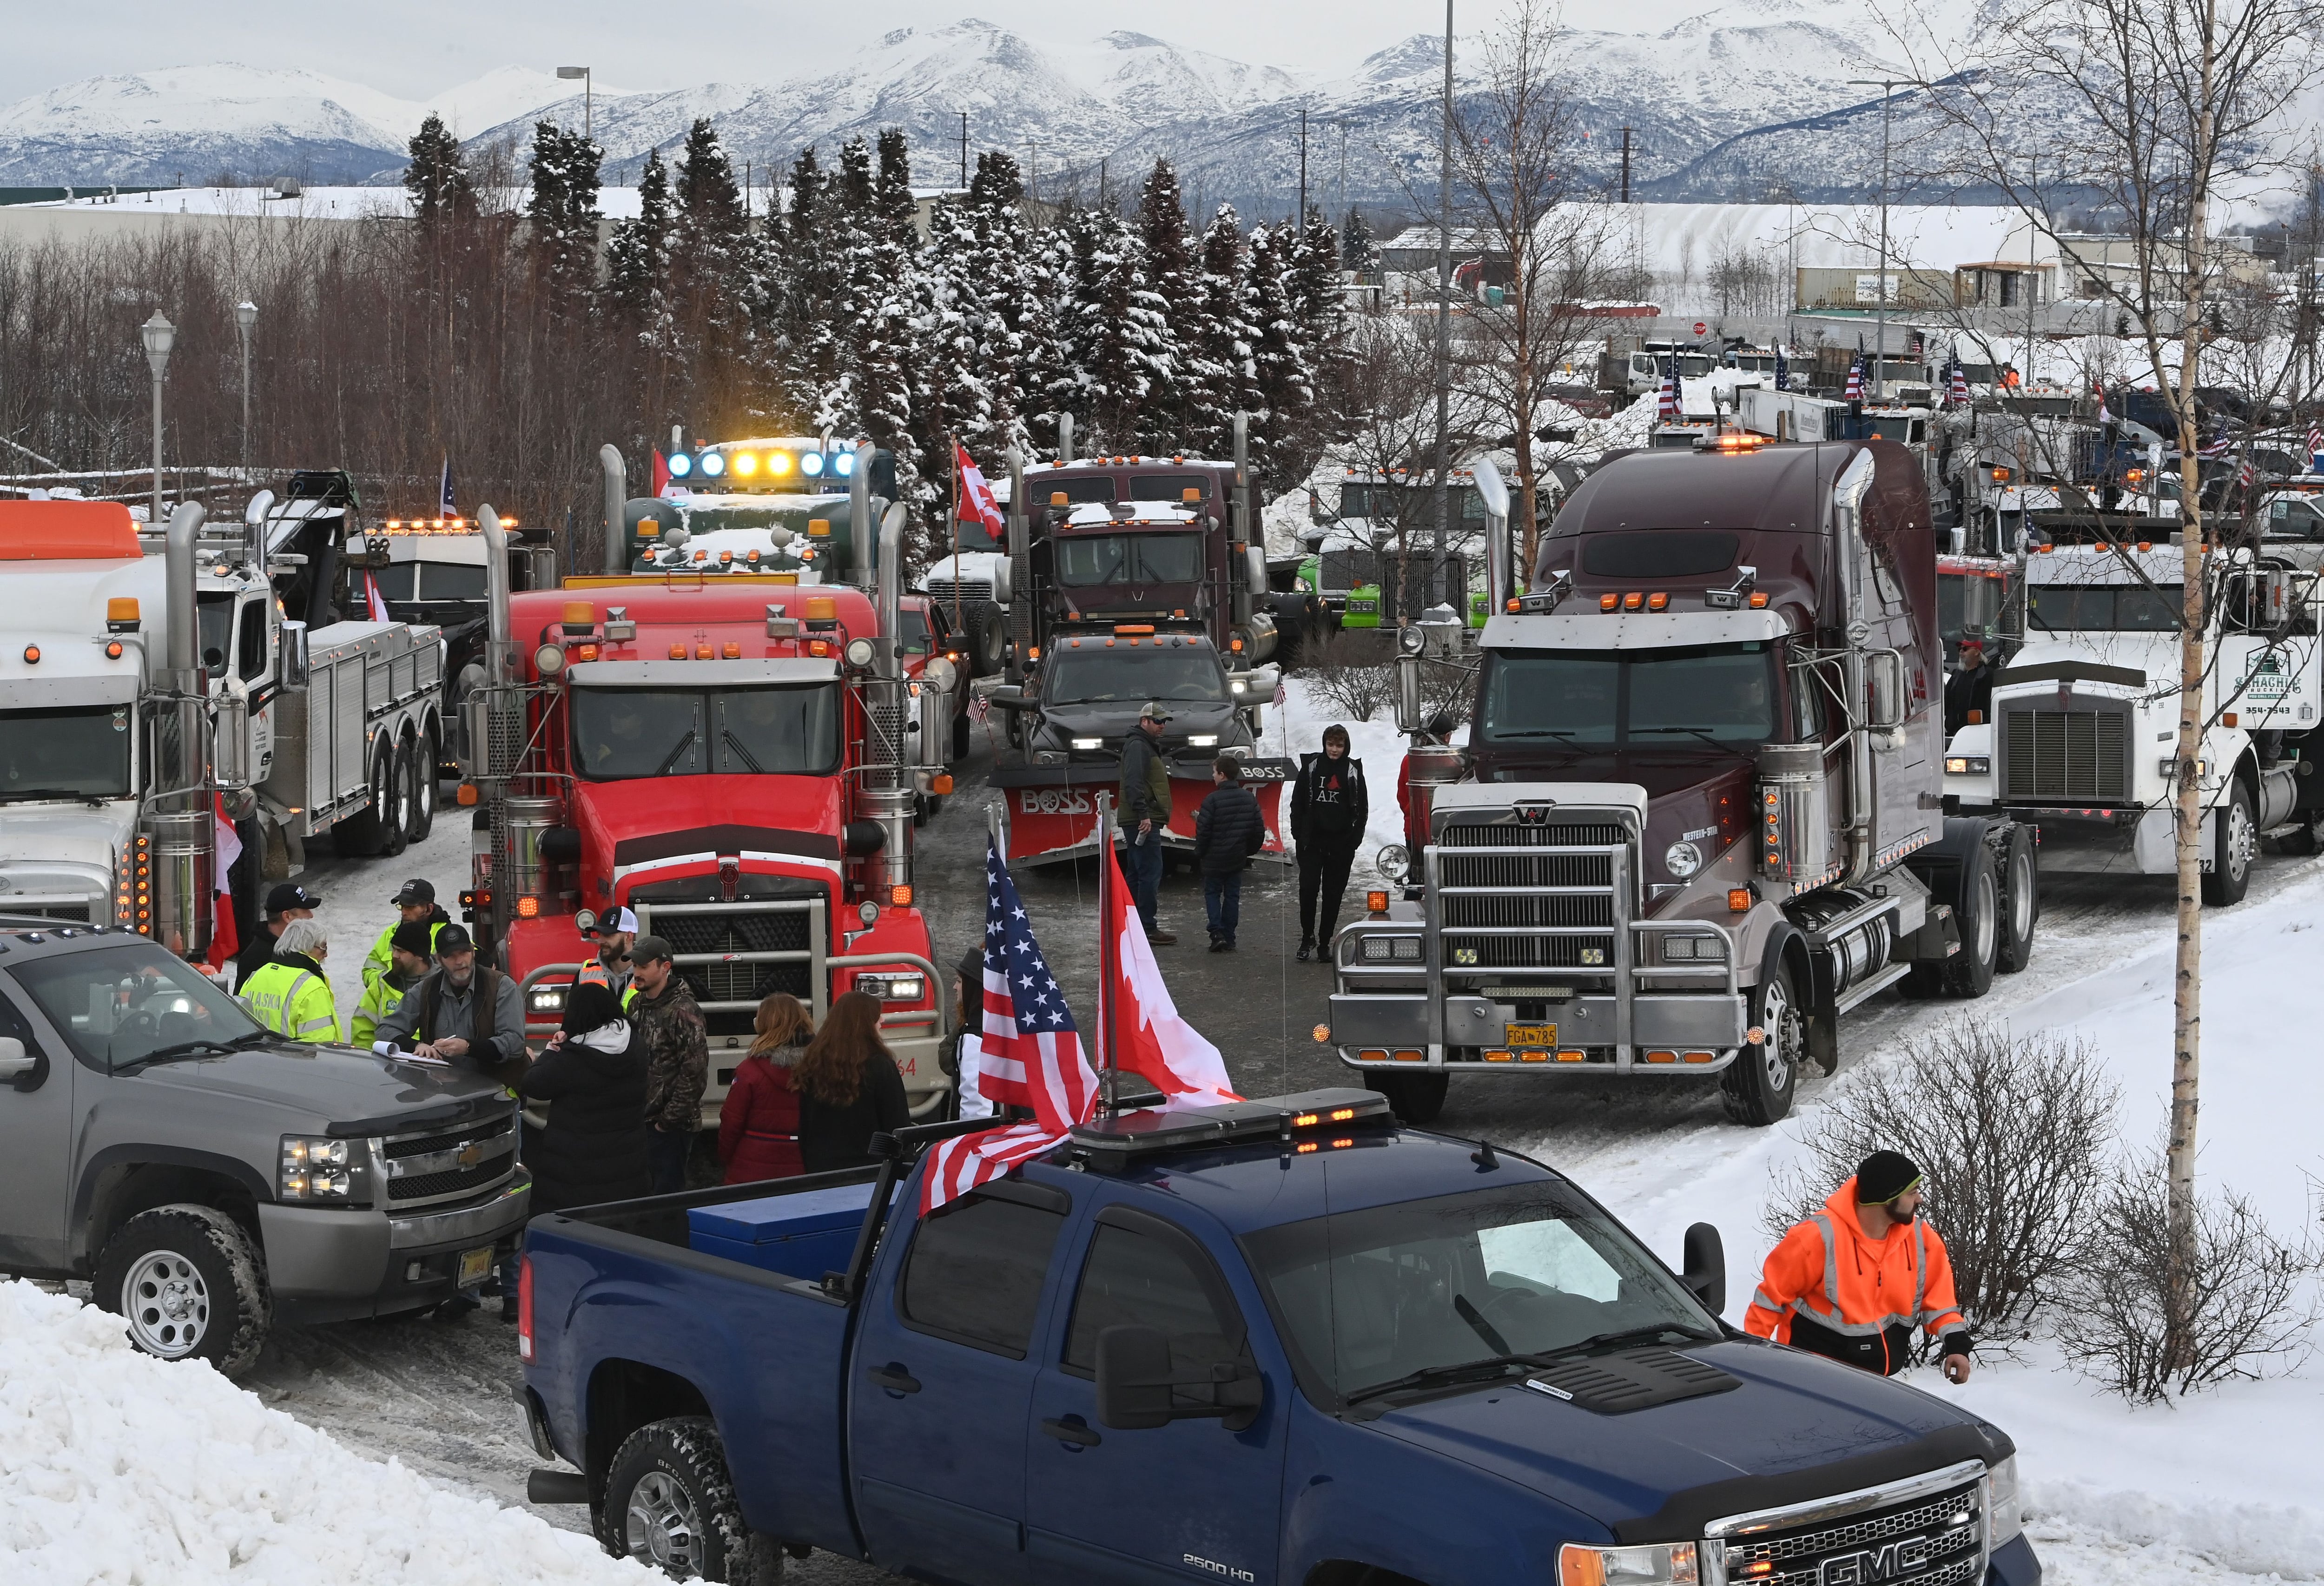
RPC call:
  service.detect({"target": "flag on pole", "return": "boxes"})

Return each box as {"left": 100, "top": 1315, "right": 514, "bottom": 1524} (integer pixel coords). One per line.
{"left": 2305, "top": 418, "right": 2322, "bottom": 472}
{"left": 1656, "top": 351, "right": 1682, "bottom": 421}
{"left": 1946, "top": 360, "right": 1970, "bottom": 406}
{"left": 1843, "top": 355, "right": 1866, "bottom": 402}
{"left": 363, "top": 569, "right": 390, "bottom": 623}
{"left": 439, "top": 456, "right": 457, "bottom": 519}
{"left": 1101, "top": 842, "right": 1241, "bottom": 1105}
{"left": 1772, "top": 347, "right": 1789, "bottom": 392}
{"left": 2094, "top": 382, "right": 2112, "bottom": 424}
{"left": 966, "top": 840, "right": 1096, "bottom": 1133}
{"left": 205, "top": 792, "right": 242, "bottom": 973}
{"left": 651, "top": 449, "right": 671, "bottom": 496}
{"left": 2199, "top": 428, "right": 2234, "bottom": 461}
{"left": 2238, "top": 451, "right": 2257, "bottom": 490}
{"left": 955, "top": 440, "right": 1005, "bottom": 535}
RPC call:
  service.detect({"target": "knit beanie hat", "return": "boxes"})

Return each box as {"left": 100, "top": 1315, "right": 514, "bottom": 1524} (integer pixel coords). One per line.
{"left": 1855, "top": 1150, "right": 1924, "bottom": 1205}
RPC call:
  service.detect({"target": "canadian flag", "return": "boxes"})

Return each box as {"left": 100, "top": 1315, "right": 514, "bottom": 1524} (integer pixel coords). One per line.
{"left": 651, "top": 449, "right": 671, "bottom": 497}
{"left": 205, "top": 792, "right": 242, "bottom": 972}
{"left": 1101, "top": 841, "right": 1241, "bottom": 1104}
{"left": 363, "top": 570, "right": 390, "bottom": 624}
{"left": 955, "top": 440, "right": 1005, "bottom": 535}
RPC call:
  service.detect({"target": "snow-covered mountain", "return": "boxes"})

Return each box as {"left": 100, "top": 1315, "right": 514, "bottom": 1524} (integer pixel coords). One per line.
{"left": 0, "top": 63, "right": 631, "bottom": 186}
{"left": 0, "top": 10, "right": 1977, "bottom": 205}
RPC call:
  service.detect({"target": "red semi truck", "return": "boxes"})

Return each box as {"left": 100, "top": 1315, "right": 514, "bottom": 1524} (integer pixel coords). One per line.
{"left": 456, "top": 507, "right": 952, "bottom": 1121}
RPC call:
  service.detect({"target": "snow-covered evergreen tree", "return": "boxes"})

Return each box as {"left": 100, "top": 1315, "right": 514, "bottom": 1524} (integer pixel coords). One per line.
{"left": 1057, "top": 204, "right": 1169, "bottom": 454}
{"left": 1193, "top": 204, "right": 1261, "bottom": 458}
{"left": 966, "top": 151, "right": 1059, "bottom": 458}
{"left": 830, "top": 132, "right": 923, "bottom": 522}
{"left": 1244, "top": 222, "right": 1314, "bottom": 477}
{"left": 603, "top": 148, "right": 673, "bottom": 344}
{"left": 671, "top": 118, "right": 748, "bottom": 327}
{"left": 1289, "top": 206, "right": 1349, "bottom": 417}
{"left": 404, "top": 113, "right": 478, "bottom": 235}
{"left": 1133, "top": 160, "right": 1195, "bottom": 450}
{"left": 1341, "top": 208, "right": 1380, "bottom": 275}
{"left": 525, "top": 121, "right": 601, "bottom": 306}
{"left": 773, "top": 146, "right": 846, "bottom": 419}
{"left": 836, "top": 136, "right": 875, "bottom": 217}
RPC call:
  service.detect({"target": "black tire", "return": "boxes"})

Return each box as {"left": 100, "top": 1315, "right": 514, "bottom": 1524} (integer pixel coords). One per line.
{"left": 1722, "top": 961, "right": 1802, "bottom": 1126}
{"left": 380, "top": 739, "right": 411, "bottom": 858}
{"left": 404, "top": 726, "right": 436, "bottom": 843}
{"left": 338, "top": 738, "right": 396, "bottom": 856}
{"left": 595, "top": 1416, "right": 783, "bottom": 1584}
{"left": 2202, "top": 779, "right": 2256, "bottom": 905}
{"left": 1995, "top": 823, "right": 2038, "bottom": 974}
{"left": 1362, "top": 1069, "right": 1448, "bottom": 1125}
{"left": 964, "top": 601, "right": 1005, "bottom": 678}
{"left": 951, "top": 706, "right": 971, "bottom": 762}
{"left": 1940, "top": 839, "right": 1998, "bottom": 998}
{"left": 94, "top": 1204, "right": 271, "bottom": 1378}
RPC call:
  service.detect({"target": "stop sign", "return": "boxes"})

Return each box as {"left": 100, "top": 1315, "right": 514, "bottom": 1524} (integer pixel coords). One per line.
{"left": 1693, "top": 321, "right": 1707, "bottom": 335}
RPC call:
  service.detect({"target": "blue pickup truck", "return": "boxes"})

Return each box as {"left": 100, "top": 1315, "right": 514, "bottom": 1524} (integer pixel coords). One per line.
{"left": 517, "top": 1089, "right": 2040, "bottom": 1586}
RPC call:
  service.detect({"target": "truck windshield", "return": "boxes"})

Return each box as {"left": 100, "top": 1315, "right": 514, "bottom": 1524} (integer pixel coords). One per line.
{"left": 2026, "top": 583, "right": 2182, "bottom": 632}
{"left": 1044, "top": 651, "right": 1226, "bottom": 704}
{"left": 0, "top": 704, "right": 134, "bottom": 800}
{"left": 12, "top": 941, "right": 265, "bottom": 1070}
{"left": 1477, "top": 643, "right": 1778, "bottom": 747}
{"left": 1243, "top": 1180, "right": 1717, "bottom": 1404}
{"left": 572, "top": 685, "right": 841, "bottom": 779}
{"left": 1056, "top": 533, "right": 1205, "bottom": 586}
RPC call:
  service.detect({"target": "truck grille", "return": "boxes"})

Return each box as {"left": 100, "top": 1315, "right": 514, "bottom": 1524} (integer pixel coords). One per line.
{"left": 654, "top": 908, "right": 813, "bottom": 1007}
{"left": 383, "top": 1113, "right": 514, "bottom": 1160}
{"left": 2002, "top": 707, "right": 2129, "bottom": 802}
{"left": 1437, "top": 816, "right": 1627, "bottom": 972}
{"left": 379, "top": 1113, "right": 518, "bottom": 1206}
{"left": 926, "top": 578, "right": 993, "bottom": 606}
{"left": 389, "top": 1158, "right": 513, "bottom": 1202}
{"left": 1721, "top": 1477, "right": 1985, "bottom": 1586}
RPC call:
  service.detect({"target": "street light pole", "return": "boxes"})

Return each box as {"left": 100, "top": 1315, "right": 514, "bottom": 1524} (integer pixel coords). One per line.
{"left": 140, "top": 312, "right": 175, "bottom": 527}
{"left": 1430, "top": 0, "right": 1454, "bottom": 612}
{"left": 556, "top": 66, "right": 592, "bottom": 141}
{"left": 235, "top": 300, "right": 257, "bottom": 480}
{"left": 1848, "top": 78, "right": 1908, "bottom": 401}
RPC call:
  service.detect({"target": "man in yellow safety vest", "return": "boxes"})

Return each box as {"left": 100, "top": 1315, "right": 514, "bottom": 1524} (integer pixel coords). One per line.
{"left": 576, "top": 906, "right": 640, "bottom": 1009}
{"left": 239, "top": 917, "right": 341, "bottom": 1044}
{"left": 352, "top": 920, "right": 434, "bottom": 1047}
{"left": 363, "top": 878, "right": 452, "bottom": 997}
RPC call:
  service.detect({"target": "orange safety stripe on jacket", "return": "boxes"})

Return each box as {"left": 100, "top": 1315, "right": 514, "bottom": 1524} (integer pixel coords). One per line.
{"left": 1745, "top": 1176, "right": 1967, "bottom": 1359}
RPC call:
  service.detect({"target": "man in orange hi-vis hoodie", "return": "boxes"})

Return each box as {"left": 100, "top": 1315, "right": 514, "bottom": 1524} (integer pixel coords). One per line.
{"left": 1747, "top": 1151, "right": 1975, "bottom": 1381}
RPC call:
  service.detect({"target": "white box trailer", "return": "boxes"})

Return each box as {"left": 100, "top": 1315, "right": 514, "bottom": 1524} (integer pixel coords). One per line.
{"left": 262, "top": 619, "right": 444, "bottom": 852}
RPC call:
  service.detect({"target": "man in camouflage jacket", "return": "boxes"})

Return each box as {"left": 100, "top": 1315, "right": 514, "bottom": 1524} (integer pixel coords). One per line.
{"left": 630, "top": 934, "right": 708, "bottom": 1194}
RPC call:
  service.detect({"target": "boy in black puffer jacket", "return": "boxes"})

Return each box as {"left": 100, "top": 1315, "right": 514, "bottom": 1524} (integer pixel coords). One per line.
{"left": 1193, "top": 756, "right": 1267, "bottom": 951}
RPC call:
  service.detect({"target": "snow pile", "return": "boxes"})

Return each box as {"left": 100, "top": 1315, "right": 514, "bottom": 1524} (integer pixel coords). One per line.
{"left": 0, "top": 1278, "right": 648, "bottom": 1585}
{"left": 1563, "top": 862, "right": 2324, "bottom": 1582}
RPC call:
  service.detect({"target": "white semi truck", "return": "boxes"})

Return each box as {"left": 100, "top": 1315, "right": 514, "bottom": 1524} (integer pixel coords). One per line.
{"left": 1943, "top": 543, "right": 2324, "bottom": 893}
{"left": 0, "top": 494, "right": 443, "bottom": 956}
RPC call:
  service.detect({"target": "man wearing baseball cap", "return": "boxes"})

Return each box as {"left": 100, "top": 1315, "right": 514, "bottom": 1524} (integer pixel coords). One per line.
{"left": 352, "top": 919, "right": 435, "bottom": 1047}
{"left": 362, "top": 878, "right": 453, "bottom": 999}
{"left": 1945, "top": 639, "right": 1994, "bottom": 736}
{"left": 233, "top": 881, "right": 321, "bottom": 992}
{"left": 577, "top": 906, "right": 640, "bottom": 1007}
{"left": 1746, "top": 1150, "right": 1974, "bottom": 1382}
{"left": 1116, "top": 701, "right": 1175, "bottom": 944}
{"left": 629, "top": 934, "right": 708, "bottom": 1194}
{"left": 371, "top": 922, "right": 525, "bottom": 1081}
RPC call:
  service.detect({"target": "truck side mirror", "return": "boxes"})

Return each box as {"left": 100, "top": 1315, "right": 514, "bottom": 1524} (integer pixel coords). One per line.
{"left": 1095, "top": 1325, "right": 1176, "bottom": 1429}
{"left": 0, "top": 1035, "right": 33, "bottom": 1081}
{"left": 1683, "top": 1222, "right": 1726, "bottom": 1316}
{"left": 1867, "top": 649, "right": 1908, "bottom": 731}
{"left": 986, "top": 684, "right": 1030, "bottom": 711}
{"left": 279, "top": 620, "right": 309, "bottom": 689}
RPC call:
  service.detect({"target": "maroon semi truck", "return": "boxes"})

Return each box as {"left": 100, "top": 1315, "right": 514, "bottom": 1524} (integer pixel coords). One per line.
{"left": 1328, "top": 440, "right": 2042, "bottom": 1125}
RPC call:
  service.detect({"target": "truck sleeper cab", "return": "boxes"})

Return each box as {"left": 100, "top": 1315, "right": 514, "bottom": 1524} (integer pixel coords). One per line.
{"left": 517, "top": 1090, "right": 2039, "bottom": 1586}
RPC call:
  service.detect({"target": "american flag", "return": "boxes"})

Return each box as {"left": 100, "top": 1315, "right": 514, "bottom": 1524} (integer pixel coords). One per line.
{"left": 1656, "top": 351, "right": 1682, "bottom": 421}
{"left": 1843, "top": 355, "right": 1866, "bottom": 401}
{"left": 1946, "top": 359, "right": 1970, "bottom": 406}
{"left": 2198, "top": 428, "right": 2234, "bottom": 461}
{"left": 2306, "top": 418, "right": 2322, "bottom": 469}
{"left": 1773, "top": 347, "right": 1789, "bottom": 391}
{"left": 439, "top": 456, "right": 457, "bottom": 519}
{"left": 2238, "top": 451, "right": 2257, "bottom": 489}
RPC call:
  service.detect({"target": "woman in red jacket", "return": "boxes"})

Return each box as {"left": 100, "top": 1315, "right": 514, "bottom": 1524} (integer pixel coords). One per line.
{"left": 718, "top": 992, "right": 812, "bottom": 1183}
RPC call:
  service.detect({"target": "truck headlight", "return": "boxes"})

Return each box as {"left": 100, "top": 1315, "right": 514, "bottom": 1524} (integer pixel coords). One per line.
{"left": 1987, "top": 1454, "right": 2023, "bottom": 1548}
{"left": 1070, "top": 737, "right": 1104, "bottom": 750}
{"left": 1376, "top": 843, "right": 1412, "bottom": 883}
{"left": 1186, "top": 733, "right": 1219, "bottom": 747}
{"left": 1359, "top": 936, "right": 1422, "bottom": 962}
{"left": 528, "top": 985, "right": 568, "bottom": 1015}
{"left": 1944, "top": 755, "right": 1990, "bottom": 776}
{"left": 859, "top": 972, "right": 926, "bottom": 1002}
{"left": 1661, "top": 935, "right": 1724, "bottom": 962}
{"left": 280, "top": 1135, "right": 353, "bottom": 1200}
{"left": 1558, "top": 1542, "right": 1698, "bottom": 1586}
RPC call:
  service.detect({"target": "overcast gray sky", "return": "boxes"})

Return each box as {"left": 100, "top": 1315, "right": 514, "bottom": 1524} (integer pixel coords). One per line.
{"left": 4, "top": 0, "right": 1547, "bottom": 103}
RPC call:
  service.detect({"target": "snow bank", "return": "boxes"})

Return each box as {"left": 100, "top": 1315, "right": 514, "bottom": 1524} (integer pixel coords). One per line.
{"left": 0, "top": 1279, "right": 648, "bottom": 1585}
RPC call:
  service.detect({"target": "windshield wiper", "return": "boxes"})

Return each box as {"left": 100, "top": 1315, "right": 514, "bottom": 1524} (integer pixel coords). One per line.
{"left": 721, "top": 729, "right": 765, "bottom": 774}
{"left": 0, "top": 788, "right": 117, "bottom": 802}
{"left": 1631, "top": 726, "right": 1757, "bottom": 762}
{"left": 654, "top": 731, "right": 698, "bottom": 777}
{"left": 115, "top": 1038, "right": 241, "bottom": 1071}
{"left": 1491, "top": 728, "right": 1588, "bottom": 743}
{"left": 1537, "top": 1322, "right": 1714, "bottom": 1360}
{"left": 1346, "top": 1353, "right": 1545, "bottom": 1405}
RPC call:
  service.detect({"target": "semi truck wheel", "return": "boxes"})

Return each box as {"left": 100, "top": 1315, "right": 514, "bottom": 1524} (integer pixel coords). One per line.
{"left": 94, "top": 1205, "right": 271, "bottom": 1379}
{"left": 964, "top": 601, "right": 1005, "bottom": 677}
{"left": 597, "top": 1416, "right": 782, "bottom": 1584}
{"left": 338, "top": 740, "right": 398, "bottom": 856}
{"left": 1721, "top": 964, "right": 1802, "bottom": 1126}
{"left": 1362, "top": 1069, "right": 1448, "bottom": 1125}
{"left": 1940, "top": 842, "right": 1998, "bottom": 998}
{"left": 380, "top": 741, "right": 411, "bottom": 858}
{"left": 951, "top": 707, "right": 971, "bottom": 762}
{"left": 1995, "top": 824, "right": 2037, "bottom": 974}
{"left": 2201, "top": 780, "right": 2256, "bottom": 906}
{"left": 404, "top": 727, "right": 436, "bottom": 843}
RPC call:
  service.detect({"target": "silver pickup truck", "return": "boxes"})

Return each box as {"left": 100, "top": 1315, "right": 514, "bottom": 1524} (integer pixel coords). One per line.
{"left": 0, "top": 915, "right": 530, "bottom": 1375}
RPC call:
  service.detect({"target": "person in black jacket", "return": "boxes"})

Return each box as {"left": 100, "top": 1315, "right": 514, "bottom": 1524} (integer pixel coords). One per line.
{"left": 232, "top": 881, "right": 320, "bottom": 991}
{"left": 519, "top": 982, "right": 652, "bottom": 1218}
{"left": 794, "top": 990, "right": 911, "bottom": 1173}
{"left": 1193, "top": 756, "right": 1266, "bottom": 951}
{"left": 1291, "top": 725, "right": 1368, "bottom": 961}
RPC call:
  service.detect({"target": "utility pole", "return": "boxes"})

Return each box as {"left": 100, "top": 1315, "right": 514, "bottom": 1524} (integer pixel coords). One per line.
{"left": 235, "top": 300, "right": 257, "bottom": 479}
{"left": 556, "top": 66, "right": 592, "bottom": 142}
{"left": 1848, "top": 79, "right": 1910, "bottom": 399}
{"left": 1619, "top": 127, "right": 1632, "bottom": 204}
{"left": 960, "top": 111, "right": 969, "bottom": 189}
{"left": 1430, "top": 0, "right": 1454, "bottom": 614}
{"left": 1338, "top": 120, "right": 1349, "bottom": 224}
{"left": 1299, "top": 107, "right": 1308, "bottom": 230}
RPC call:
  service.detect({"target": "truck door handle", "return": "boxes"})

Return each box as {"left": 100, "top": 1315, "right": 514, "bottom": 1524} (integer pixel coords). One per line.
{"left": 1042, "top": 1416, "right": 1101, "bottom": 1448}
{"left": 867, "top": 1364, "right": 922, "bottom": 1395}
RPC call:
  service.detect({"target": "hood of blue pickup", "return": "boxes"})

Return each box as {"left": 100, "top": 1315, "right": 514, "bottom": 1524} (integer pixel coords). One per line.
{"left": 1362, "top": 1338, "right": 2006, "bottom": 1541}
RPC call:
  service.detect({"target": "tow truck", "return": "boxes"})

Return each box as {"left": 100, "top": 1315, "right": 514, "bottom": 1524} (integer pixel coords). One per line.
{"left": 1327, "top": 440, "right": 2040, "bottom": 1126}
{"left": 460, "top": 476, "right": 954, "bottom": 1121}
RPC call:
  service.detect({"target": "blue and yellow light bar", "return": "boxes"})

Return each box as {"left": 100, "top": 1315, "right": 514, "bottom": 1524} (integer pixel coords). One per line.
{"left": 667, "top": 436, "right": 855, "bottom": 491}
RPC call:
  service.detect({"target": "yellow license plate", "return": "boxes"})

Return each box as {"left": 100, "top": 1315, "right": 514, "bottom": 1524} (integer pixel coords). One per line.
{"left": 1505, "top": 1023, "right": 1558, "bottom": 1047}
{"left": 457, "top": 1246, "right": 495, "bottom": 1288}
